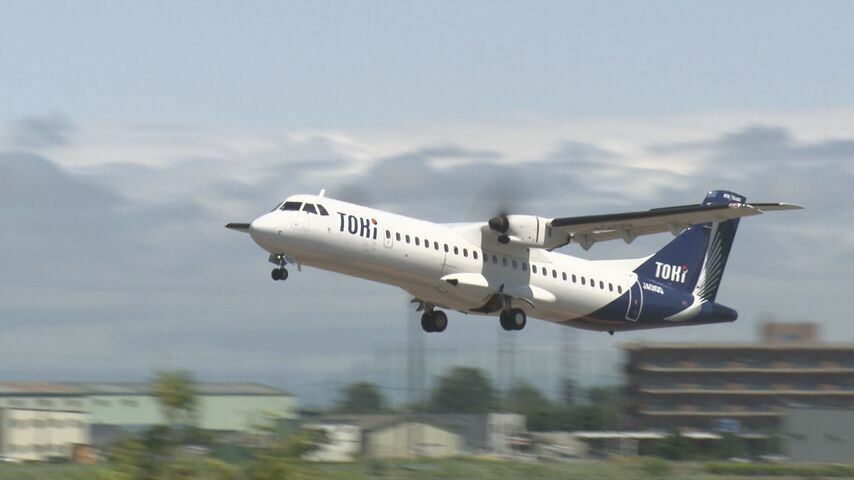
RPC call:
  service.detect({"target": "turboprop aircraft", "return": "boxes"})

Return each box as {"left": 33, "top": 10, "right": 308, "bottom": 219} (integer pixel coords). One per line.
{"left": 227, "top": 190, "right": 800, "bottom": 334}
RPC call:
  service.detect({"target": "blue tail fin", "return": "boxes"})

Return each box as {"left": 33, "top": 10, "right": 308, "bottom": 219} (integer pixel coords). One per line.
{"left": 635, "top": 190, "right": 744, "bottom": 301}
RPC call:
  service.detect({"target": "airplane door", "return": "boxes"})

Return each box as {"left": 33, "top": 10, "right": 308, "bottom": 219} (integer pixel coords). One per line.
{"left": 626, "top": 279, "right": 643, "bottom": 322}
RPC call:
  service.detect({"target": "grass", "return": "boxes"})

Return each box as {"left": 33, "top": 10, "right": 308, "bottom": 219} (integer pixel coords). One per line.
{"left": 2, "top": 458, "right": 854, "bottom": 480}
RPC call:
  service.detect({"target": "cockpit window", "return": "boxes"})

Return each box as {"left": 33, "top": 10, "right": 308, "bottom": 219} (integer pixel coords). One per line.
{"left": 303, "top": 203, "right": 318, "bottom": 214}
{"left": 280, "top": 201, "right": 302, "bottom": 211}
{"left": 317, "top": 204, "right": 329, "bottom": 216}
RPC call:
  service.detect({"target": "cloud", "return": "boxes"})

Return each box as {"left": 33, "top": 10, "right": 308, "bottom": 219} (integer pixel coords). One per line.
{"left": 5, "top": 113, "right": 74, "bottom": 149}
{"left": 1, "top": 113, "right": 852, "bottom": 402}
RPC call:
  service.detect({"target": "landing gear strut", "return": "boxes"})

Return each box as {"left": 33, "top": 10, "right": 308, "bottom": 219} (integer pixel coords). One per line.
{"left": 270, "top": 254, "right": 288, "bottom": 281}
{"left": 420, "top": 310, "right": 448, "bottom": 333}
{"left": 499, "top": 308, "right": 527, "bottom": 331}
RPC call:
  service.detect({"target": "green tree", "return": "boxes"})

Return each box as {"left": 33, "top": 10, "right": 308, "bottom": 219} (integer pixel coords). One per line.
{"left": 504, "top": 381, "right": 555, "bottom": 431}
{"left": 429, "top": 367, "right": 496, "bottom": 413}
{"left": 153, "top": 370, "right": 199, "bottom": 429}
{"left": 336, "top": 382, "right": 386, "bottom": 413}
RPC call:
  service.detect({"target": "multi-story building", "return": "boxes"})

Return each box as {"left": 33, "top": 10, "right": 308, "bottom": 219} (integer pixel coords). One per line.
{"left": 624, "top": 323, "right": 854, "bottom": 432}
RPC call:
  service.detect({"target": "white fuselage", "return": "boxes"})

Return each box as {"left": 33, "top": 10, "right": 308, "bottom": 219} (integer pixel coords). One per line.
{"left": 248, "top": 194, "right": 648, "bottom": 330}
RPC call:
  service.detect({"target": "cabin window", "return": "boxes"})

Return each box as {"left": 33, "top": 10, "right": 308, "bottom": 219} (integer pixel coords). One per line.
{"left": 385, "top": 230, "right": 391, "bottom": 239}
{"left": 425, "top": 240, "right": 430, "bottom": 249}
{"left": 434, "top": 241, "right": 439, "bottom": 250}
{"left": 492, "top": 255, "right": 498, "bottom": 264}
{"left": 280, "top": 201, "right": 302, "bottom": 211}
{"left": 405, "top": 235, "right": 410, "bottom": 244}
{"left": 590, "top": 279, "right": 596, "bottom": 288}
{"left": 501, "top": 257, "right": 507, "bottom": 267}
{"left": 532, "top": 265, "right": 538, "bottom": 274}
{"left": 444, "top": 244, "right": 449, "bottom": 253}
{"left": 572, "top": 274, "right": 577, "bottom": 283}
{"left": 317, "top": 204, "right": 329, "bottom": 216}
{"left": 599, "top": 281, "right": 605, "bottom": 289}
{"left": 609, "top": 283, "right": 614, "bottom": 292}
{"left": 454, "top": 246, "right": 459, "bottom": 255}
{"left": 396, "top": 233, "right": 401, "bottom": 241}
{"left": 473, "top": 251, "right": 478, "bottom": 260}
{"left": 463, "top": 248, "right": 468, "bottom": 257}
{"left": 414, "top": 237, "right": 420, "bottom": 246}
{"left": 618, "top": 285, "right": 623, "bottom": 294}
{"left": 542, "top": 268, "right": 547, "bottom": 277}
{"left": 562, "top": 272, "right": 567, "bottom": 281}
{"left": 512, "top": 259, "right": 518, "bottom": 269}
{"left": 522, "top": 262, "right": 528, "bottom": 271}
{"left": 581, "top": 277, "right": 586, "bottom": 285}
{"left": 552, "top": 269, "right": 557, "bottom": 278}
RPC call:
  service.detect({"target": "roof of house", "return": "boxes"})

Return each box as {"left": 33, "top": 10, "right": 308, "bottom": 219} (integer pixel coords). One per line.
{"left": 0, "top": 382, "right": 290, "bottom": 396}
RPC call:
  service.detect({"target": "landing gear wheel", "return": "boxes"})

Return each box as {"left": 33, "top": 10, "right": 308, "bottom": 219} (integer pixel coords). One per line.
{"left": 421, "top": 312, "right": 434, "bottom": 333}
{"left": 510, "top": 308, "right": 527, "bottom": 331}
{"left": 499, "top": 311, "right": 514, "bottom": 331}
{"left": 271, "top": 268, "right": 288, "bottom": 281}
{"left": 432, "top": 311, "right": 448, "bottom": 333}
{"left": 420, "top": 311, "right": 448, "bottom": 333}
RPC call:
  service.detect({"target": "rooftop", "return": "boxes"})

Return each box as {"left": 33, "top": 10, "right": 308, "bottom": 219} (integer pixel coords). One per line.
{"left": 0, "top": 382, "right": 290, "bottom": 396}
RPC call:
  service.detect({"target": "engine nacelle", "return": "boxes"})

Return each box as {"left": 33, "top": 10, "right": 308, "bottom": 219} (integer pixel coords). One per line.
{"left": 488, "top": 214, "right": 568, "bottom": 249}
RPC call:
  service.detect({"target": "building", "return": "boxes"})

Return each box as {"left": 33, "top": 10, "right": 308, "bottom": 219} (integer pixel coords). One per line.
{"left": 783, "top": 408, "right": 854, "bottom": 464}
{"left": 0, "top": 408, "right": 89, "bottom": 462}
{"left": 0, "top": 382, "right": 296, "bottom": 435}
{"left": 310, "top": 413, "right": 526, "bottom": 459}
{"left": 302, "top": 424, "right": 361, "bottom": 462}
{"left": 624, "top": 323, "right": 854, "bottom": 432}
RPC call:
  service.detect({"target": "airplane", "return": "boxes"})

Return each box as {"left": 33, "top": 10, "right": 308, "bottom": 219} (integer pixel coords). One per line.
{"left": 226, "top": 190, "right": 801, "bottom": 335}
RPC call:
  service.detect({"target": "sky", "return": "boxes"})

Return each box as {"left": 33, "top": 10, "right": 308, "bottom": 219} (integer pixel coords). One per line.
{"left": 1, "top": 1, "right": 853, "bottom": 405}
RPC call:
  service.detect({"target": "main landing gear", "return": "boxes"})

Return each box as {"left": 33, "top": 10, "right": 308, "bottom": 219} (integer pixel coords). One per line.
{"left": 499, "top": 308, "right": 527, "bottom": 331}
{"left": 421, "top": 310, "right": 448, "bottom": 333}
{"left": 270, "top": 254, "right": 288, "bottom": 281}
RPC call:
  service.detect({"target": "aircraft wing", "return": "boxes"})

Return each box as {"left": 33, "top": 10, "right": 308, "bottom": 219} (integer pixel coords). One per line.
{"left": 550, "top": 202, "right": 802, "bottom": 250}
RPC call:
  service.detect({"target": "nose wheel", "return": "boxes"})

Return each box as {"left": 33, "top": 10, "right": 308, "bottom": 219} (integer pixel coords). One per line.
{"left": 421, "top": 310, "right": 448, "bottom": 333}
{"left": 269, "top": 254, "right": 288, "bottom": 281}
{"left": 499, "top": 308, "right": 527, "bottom": 331}
{"left": 271, "top": 268, "right": 288, "bottom": 281}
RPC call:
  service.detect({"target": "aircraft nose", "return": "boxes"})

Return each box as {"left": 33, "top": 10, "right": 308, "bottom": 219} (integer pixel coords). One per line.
{"left": 249, "top": 213, "right": 280, "bottom": 251}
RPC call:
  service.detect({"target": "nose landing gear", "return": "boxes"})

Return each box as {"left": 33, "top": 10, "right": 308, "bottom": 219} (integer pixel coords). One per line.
{"left": 269, "top": 254, "right": 288, "bottom": 281}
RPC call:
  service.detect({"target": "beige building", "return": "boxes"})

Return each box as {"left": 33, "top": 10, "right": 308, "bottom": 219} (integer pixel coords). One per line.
{"left": 0, "top": 408, "right": 89, "bottom": 461}
{"left": 366, "top": 421, "right": 463, "bottom": 458}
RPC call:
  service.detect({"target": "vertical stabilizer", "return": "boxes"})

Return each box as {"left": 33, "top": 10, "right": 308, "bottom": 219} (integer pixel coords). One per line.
{"left": 635, "top": 190, "right": 744, "bottom": 301}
